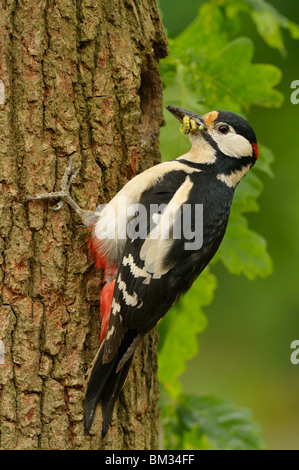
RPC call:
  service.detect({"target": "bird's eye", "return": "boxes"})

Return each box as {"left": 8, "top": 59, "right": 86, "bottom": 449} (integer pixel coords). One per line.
{"left": 218, "top": 124, "right": 230, "bottom": 134}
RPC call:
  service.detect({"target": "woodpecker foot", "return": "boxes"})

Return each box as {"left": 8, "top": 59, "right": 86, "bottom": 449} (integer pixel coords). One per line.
{"left": 26, "top": 159, "right": 95, "bottom": 225}
{"left": 26, "top": 158, "right": 80, "bottom": 209}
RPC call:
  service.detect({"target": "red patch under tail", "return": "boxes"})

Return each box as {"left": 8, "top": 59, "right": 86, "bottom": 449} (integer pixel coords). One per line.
{"left": 99, "top": 279, "right": 116, "bottom": 343}
{"left": 87, "top": 228, "right": 117, "bottom": 343}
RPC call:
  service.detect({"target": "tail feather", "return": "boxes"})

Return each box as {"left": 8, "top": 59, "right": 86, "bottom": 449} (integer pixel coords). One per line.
{"left": 84, "top": 330, "right": 137, "bottom": 436}
{"left": 101, "top": 355, "right": 134, "bottom": 437}
{"left": 84, "top": 348, "right": 116, "bottom": 434}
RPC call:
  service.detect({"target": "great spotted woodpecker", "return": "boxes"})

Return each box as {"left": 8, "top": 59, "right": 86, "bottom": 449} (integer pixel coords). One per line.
{"left": 27, "top": 106, "right": 258, "bottom": 437}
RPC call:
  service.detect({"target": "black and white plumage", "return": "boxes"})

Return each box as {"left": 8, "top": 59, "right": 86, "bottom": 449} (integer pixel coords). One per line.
{"left": 27, "top": 106, "right": 259, "bottom": 437}
{"left": 83, "top": 107, "right": 258, "bottom": 436}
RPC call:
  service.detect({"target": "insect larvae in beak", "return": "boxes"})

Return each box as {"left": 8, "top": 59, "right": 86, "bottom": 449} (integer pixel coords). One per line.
{"left": 180, "top": 115, "right": 196, "bottom": 134}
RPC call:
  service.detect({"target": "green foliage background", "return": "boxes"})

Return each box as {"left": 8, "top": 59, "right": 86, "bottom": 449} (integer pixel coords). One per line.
{"left": 157, "top": 0, "right": 299, "bottom": 450}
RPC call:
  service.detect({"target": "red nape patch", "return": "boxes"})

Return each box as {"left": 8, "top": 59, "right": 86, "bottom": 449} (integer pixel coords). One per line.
{"left": 252, "top": 142, "right": 259, "bottom": 159}
{"left": 99, "top": 280, "right": 115, "bottom": 343}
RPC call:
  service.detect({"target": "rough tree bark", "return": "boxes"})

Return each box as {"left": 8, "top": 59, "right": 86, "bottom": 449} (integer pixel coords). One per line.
{"left": 0, "top": 0, "right": 168, "bottom": 450}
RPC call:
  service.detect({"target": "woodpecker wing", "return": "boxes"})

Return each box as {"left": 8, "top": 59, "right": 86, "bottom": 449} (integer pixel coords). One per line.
{"left": 85, "top": 163, "right": 234, "bottom": 435}
{"left": 84, "top": 169, "right": 189, "bottom": 433}
{"left": 102, "top": 169, "right": 201, "bottom": 367}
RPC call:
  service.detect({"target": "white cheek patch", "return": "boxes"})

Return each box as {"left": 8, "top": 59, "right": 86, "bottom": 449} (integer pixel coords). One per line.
{"left": 216, "top": 134, "right": 253, "bottom": 159}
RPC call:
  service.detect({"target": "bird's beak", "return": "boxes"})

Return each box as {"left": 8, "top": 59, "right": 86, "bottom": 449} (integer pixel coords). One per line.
{"left": 166, "top": 105, "right": 207, "bottom": 131}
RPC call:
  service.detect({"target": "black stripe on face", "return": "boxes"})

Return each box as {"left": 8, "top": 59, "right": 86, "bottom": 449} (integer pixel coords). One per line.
{"left": 199, "top": 131, "right": 220, "bottom": 158}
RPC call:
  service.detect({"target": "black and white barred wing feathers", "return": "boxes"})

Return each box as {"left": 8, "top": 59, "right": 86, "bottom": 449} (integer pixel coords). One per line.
{"left": 84, "top": 172, "right": 193, "bottom": 434}
{"left": 102, "top": 173, "right": 196, "bottom": 369}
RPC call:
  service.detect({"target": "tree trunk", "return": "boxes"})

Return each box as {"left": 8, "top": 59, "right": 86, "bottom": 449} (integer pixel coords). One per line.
{"left": 0, "top": 0, "right": 168, "bottom": 450}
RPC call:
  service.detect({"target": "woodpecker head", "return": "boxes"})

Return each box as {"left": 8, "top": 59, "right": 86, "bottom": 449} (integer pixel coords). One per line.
{"left": 166, "top": 105, "right": 258, "bottom": 187}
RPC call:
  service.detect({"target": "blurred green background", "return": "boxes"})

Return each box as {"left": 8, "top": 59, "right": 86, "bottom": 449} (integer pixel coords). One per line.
{"left": 159, "top": 0, "right": 299, "bottom": 450}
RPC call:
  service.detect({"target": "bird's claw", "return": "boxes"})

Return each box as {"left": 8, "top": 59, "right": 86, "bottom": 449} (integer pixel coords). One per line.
{"left": 25, "top": 195, "right": 42, "bottom": 201}
{"left": 51, "top": 200, "right": 65, "bottom": 211}
{"left": 26, "top": 158, "right": 79, "bottom": 211}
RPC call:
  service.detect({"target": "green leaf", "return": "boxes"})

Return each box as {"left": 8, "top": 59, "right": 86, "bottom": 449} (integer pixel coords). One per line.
{"left": 251, "top": 9, "right": 286, "bottom": 54}
{"left": 162, "top": 37, "right": 283, "bottom": 116}
{"left": 287, "top": 20, "right": 299, "bottom": 40}
{"left": 218, "top": 213, "right": 273, "bottom": 280}
{"left": 255, "top": 144, "right": 275, "bottom": 178}
{"left": 157, "top": 270, "right": 216, "bottom": 398}
{"left": 160, "top": 63, "right": 206, "bottom": 161}
{"left": 162, "top": 393, "right": 265, "bottom": 450}
{"left": 224, "top": 0, "right": 299, "bottom": 54}
{"left": 174, "top": 2, "right": 229, "bottom": 56}
{"left": 231, "top": 170, "right": 263, "bottom": 215}
{"left": 188, "top": 37, "right": 283, "bottom": 112}
{"left": 215, "top": 167, "right": 273, "bottom": 279}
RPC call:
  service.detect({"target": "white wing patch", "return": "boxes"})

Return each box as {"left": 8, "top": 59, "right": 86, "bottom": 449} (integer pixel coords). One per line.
{"left": 140, "top": 175, "right": 194, "bottom": 279}
{"left": 93, "top": 160, "right": 201, "bottom": 266}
